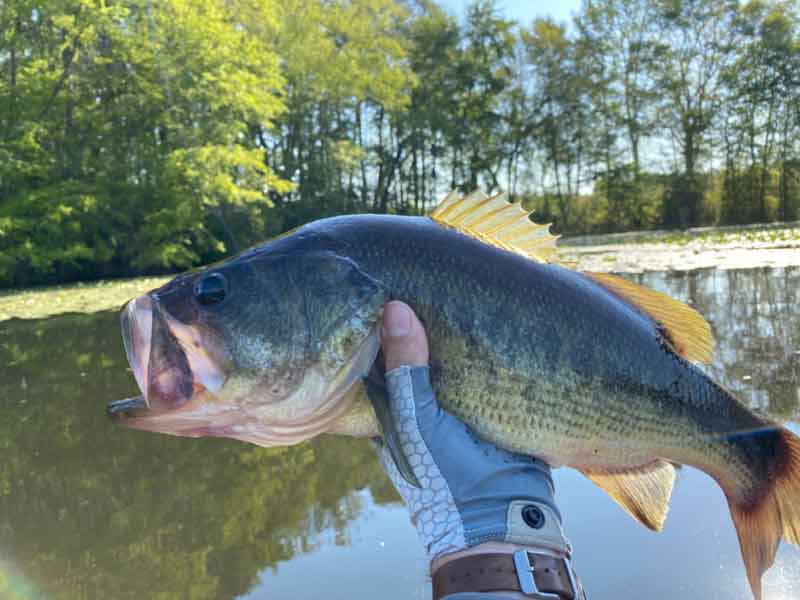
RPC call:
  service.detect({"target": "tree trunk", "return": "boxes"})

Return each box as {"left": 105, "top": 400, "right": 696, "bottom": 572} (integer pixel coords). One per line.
{"left": 758, "top": 102, "right": 776, "bottom": 222}
{"left": 357, "top": 102, "right": 368, "bottom": 208}
{"left": 779, "top": 115, "right": 790, "bottom": 221}
{"left": 683, "top": 126, "right": 699, "bottom": 225}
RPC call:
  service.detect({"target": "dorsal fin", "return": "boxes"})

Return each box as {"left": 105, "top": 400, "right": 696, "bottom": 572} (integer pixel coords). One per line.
{"left": 428, "top": 191, "right": 713, "bottom": 363}
{"left": 430, "top": 190, "right": 559, "bottom": 264}
{"left": 586, "top": 272, "right": 715, "bottom": 364}
{"left": 580, "top": 460, "right": 679, "bottom": 532}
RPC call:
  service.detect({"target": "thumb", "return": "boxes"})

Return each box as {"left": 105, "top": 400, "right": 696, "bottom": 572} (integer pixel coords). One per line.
{"left": 381, "top": 301, "right": 429, "bottom": 371}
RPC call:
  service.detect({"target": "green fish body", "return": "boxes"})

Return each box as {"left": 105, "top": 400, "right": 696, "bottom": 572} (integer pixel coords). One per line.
{"left": 111, "top": 197, "right": 800, "bottom": 600}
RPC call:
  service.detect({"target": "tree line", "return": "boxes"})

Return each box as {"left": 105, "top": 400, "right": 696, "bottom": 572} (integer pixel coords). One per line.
{"left": 1, "top": 0, "right": 799, "bottom": 287}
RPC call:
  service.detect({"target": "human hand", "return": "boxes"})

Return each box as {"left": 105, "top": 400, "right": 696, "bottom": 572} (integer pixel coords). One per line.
{"left": 374, "top": 301, "right": 583, "bottom": 600}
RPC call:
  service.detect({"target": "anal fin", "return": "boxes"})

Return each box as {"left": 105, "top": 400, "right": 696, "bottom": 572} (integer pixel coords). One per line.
{"left": 579, "top": 460, "right": 679, "bottom": 532}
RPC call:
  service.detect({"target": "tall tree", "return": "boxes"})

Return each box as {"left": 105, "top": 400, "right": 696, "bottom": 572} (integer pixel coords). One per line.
{"left": 654, "top": 0, "right": 740, "bottom": 226}
{"left": 447, "top": 0, "right": 516, "bottom": 191}
{"left": 521, "top": 17, "right": 593, "bottom": 229}
{"left": 719, "top": 0, "right": 800, "bottom": 223}
{"left": 402, "top": 1, "right": 461, "bottom": 210}
{"left": 0, "top": 0, "right": 288, "bottom": 285}
{"left": 577, "top": 0, "right": 662, "bottom": 227}
{"left": 267, "top": 0, "right": 415, "bottom": 222}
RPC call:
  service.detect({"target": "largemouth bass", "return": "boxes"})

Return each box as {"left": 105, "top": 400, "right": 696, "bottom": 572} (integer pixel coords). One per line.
{"left": 109, "top": 191, "right": 799, "bottom": 599}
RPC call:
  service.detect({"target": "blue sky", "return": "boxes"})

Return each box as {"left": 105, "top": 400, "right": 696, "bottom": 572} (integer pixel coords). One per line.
{"left": 437, "top": 0, "right": 581, "bottom": 26}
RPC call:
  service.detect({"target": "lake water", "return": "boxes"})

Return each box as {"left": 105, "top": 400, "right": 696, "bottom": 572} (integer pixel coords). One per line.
{"left": 1, "top": 267, "right": 799, "bottom": 600}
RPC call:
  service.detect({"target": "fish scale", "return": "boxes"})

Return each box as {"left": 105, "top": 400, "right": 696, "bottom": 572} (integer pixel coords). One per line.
{"left": 112, "top": 192, "right": 800, "bottom": 600}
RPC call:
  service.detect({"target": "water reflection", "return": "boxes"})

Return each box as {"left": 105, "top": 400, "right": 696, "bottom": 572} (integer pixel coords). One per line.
{"left": 0, "top": 311, "right": 398, "bottom": 600}
{"left": 634, "top": 267, "right": 800, "bottom": 422}
{"left": 0, "top": 267, "right": 798, "bottom": 599}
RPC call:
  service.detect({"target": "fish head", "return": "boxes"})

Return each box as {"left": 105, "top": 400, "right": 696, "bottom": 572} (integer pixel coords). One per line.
{"left": 110, "top": 246, "right": 385, "bottom": 446}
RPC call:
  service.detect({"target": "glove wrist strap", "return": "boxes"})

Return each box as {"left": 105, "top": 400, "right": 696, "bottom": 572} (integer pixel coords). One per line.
{"left": 432, "top": 550, "right": 584, "bottom": 600}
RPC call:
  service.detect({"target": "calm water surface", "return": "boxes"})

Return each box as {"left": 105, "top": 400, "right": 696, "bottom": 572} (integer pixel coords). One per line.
{"left": 1, "top": 267, "right": 799, "bottom": 600}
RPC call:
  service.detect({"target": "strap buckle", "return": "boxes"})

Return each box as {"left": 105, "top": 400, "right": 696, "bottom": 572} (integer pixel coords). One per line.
{"left": 513, "top": 550, "right": 580, "bottom": 600}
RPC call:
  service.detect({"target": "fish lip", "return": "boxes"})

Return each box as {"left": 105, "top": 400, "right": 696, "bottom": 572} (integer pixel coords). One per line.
{"left": 106, "top": 394, "right": 195, "bottom": 431}
{"left": 107, "top": 395, "right": 149, "bottom": 419}
{"left": 121, "top": 296, "right": 153, "bottom": 409}
{"left": 118, "top": 292, "right": 198, "bottom": 414}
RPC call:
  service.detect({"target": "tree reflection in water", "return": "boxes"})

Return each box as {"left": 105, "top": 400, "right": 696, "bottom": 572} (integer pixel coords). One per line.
{"left": 0, "top": 310, "right": 397, "bottom": 599}
{"left": 634, "top": 267, "right": 800, "bottom": 421}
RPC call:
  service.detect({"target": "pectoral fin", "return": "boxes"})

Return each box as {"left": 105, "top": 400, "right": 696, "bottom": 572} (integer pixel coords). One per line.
{"left": 579, "top": 460, "right": 679, "bottom": 531}
{"left": 364, "top": 375, "right": 421, "bottom": 488}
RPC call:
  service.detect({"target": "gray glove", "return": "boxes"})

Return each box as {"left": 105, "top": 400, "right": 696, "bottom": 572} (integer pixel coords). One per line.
{"left": 375, "top": 365, "right": 572, "bottom": 564}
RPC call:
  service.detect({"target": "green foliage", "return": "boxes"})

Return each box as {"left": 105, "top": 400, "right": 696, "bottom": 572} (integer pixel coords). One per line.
{"left": 267, "top": 0, "right": 415, "bottom": 222}
{"left": 719, "top": 0, "right": 800, "bottom": 225}
{"left": 0, "top": 0, "right": 288, "bottom": 286}
{"left": 1, "top": 0, "right": 800, "bottom": 285}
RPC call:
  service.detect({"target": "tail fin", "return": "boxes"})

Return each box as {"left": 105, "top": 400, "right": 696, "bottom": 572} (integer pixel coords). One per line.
{"left": 727, "top": 427, "right": 800, "bottom": 599}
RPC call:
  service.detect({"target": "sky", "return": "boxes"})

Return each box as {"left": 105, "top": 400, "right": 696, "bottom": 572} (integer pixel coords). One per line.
{"left": 437, "top": 0, "right": 582, "bottom": 26}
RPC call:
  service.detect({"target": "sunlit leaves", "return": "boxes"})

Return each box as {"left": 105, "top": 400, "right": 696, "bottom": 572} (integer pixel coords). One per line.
{"left": 1, "top": 0, "right": 800, "bottom": 285}
{"left": 0, "top": 0, "right": 290, "bottom": 284}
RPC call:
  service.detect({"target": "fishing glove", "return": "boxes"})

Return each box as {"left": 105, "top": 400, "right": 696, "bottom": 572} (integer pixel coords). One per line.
{"left": 375, "top": 365, "right": 584, "bottom": 600}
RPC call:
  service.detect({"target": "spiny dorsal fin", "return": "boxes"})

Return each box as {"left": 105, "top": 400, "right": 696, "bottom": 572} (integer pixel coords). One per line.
{"left": 586, "top": 272, "right": 715, "bottom": 364}
{"left": 430, "top": 190, "right": 559, "bottom": 264}
{"left": 580, "top": 460, "right": 679, "bottom": 532}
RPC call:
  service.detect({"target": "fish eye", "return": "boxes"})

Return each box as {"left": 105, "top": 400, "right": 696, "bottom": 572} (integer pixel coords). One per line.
{"left": 194, "top": 273, "right": 228, "bottom": 306}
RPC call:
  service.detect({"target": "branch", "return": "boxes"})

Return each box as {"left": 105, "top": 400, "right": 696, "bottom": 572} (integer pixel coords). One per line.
{"left": 37, "top": 26, "right": 85, "bottom": 121}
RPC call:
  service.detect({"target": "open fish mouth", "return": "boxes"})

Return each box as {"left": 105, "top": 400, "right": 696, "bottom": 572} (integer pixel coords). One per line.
{"left": 109, "top": 287, "right": 382, "bottom": 446}
{"left": 110, "top": 294, "right": 223, "bottom": 425}
{"left": 120, "top": 295, "right": 153, "bottom": 407}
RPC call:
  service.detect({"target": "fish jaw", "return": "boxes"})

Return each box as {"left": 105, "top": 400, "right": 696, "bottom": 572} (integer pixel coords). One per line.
{"left": 112, "top": 300, "right": 381, "bottom": 446}
{"left": 110, "top": 364, "right": 371, "bottom": 447}
{"left": 114, "top": 289, "right": 230, "bottom": 431}
{"left": 161, "top": 309, "right": 227, "bottom": 395}
{"left": 121, "top": 296, "right": 153, "bottom": 407}
{"left": 119, "top": 292, "right": 228, "bottom": 413}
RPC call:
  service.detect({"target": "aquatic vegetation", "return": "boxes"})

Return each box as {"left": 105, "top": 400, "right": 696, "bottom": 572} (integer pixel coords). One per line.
{"left": 0, "top": 277, "right": 169, "bottom": 322}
